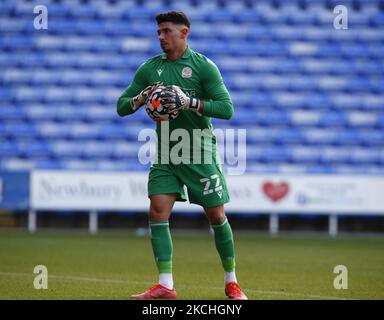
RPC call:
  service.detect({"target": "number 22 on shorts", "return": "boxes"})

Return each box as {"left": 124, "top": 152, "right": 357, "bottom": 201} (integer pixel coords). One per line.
{"left": 200, "top": 175, "right": 223, "bottom": 196}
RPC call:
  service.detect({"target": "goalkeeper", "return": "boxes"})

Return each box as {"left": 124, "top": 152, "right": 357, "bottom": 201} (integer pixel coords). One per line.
{"left": 117, "top": 11, "right": 247, "bottom": 300}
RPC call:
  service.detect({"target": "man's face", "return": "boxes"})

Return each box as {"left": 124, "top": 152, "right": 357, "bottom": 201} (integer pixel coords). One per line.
{"left": 157, "top": 22, "right": 187, "bottom": 53}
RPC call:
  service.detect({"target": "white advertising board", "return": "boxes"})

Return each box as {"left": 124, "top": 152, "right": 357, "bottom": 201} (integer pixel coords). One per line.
{"left": 31, "top": 171, "right": 384, "bottom": 215}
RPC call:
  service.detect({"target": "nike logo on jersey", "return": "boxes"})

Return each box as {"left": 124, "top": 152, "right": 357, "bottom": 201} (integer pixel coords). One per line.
{"left": 157, "top": 68, "right": 163, "bottom": 76}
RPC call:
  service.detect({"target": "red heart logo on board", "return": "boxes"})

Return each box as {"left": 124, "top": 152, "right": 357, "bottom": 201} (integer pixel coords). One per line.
{"left": 262, "top": 181, "right": 289, "bottom": 202}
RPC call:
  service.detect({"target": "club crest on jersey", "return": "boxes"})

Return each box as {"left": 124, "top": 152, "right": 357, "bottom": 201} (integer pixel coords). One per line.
{"left": 181, "top": 67, "right": 192, "bottom": 78}
{"left": 157, "top": 68, "right": 163, "bottom": 76}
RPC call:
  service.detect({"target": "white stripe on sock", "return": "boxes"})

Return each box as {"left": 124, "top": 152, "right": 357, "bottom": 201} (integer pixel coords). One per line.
{"left": 224, "top": 271, "right": 237, "bottom": 284}
{"left": 159, "top": 273, "right": 173, "bottom": 290}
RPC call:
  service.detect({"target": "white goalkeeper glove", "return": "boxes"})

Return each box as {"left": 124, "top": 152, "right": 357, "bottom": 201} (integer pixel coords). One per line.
{"left": 130, "top": 82, "right": 162, "bottom": 110}
{"left": 161, "top": 85, "right": 203, "bottom": 116}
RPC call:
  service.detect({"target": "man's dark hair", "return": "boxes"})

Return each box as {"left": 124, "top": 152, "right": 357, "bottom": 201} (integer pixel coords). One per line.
{"left": 155, "top": 11, "right": 190, "bottom": 29}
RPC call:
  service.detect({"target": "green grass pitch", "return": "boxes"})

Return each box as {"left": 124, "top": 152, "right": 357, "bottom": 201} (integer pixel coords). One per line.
{"left": 0, "top": 229, "right": 383, "bottom": 300}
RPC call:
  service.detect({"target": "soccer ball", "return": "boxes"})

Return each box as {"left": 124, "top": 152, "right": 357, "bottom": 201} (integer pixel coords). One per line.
{"left": 145, "top": 86, "right": 180, "bottom": 122}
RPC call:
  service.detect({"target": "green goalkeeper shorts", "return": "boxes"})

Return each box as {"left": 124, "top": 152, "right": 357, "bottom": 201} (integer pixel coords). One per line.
{"left": 148, "top": 162, "right": 230, "bottom": 208}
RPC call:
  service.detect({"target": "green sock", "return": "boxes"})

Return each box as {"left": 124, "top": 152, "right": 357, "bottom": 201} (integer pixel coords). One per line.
{"left": 149, "top": 220, "right": 173, "bottom": 274}
{"left": 211, "top": 218, "right": 236, "bottom": 272}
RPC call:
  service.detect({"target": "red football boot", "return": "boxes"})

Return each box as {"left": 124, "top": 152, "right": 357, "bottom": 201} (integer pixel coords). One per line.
{"left": 225, "top": 282, "right": 248, "bottom": 300}
{"left": 130, "top": 284, "right": 177, "bottom": 299}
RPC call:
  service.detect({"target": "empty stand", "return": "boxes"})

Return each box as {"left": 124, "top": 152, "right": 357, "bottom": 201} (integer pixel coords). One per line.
{"left": 0, "top": 0, "right": 383, "bottom": 174}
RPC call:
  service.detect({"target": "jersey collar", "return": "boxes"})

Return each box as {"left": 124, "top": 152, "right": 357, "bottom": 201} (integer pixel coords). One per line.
{"left": 161, "top": 46, "right": 191, "bottom": 60}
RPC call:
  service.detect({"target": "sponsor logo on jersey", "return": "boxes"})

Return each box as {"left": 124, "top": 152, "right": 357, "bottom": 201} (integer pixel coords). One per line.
{"left": 181, "top": 67, "right": 192, "bottom": 78}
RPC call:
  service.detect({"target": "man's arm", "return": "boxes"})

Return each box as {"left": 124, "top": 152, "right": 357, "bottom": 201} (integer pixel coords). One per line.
{"left": 117, "top": 63, "right": 150, "bottom": 117}
{"left": 200, "top": 59, "right": 234, "bottom": 120}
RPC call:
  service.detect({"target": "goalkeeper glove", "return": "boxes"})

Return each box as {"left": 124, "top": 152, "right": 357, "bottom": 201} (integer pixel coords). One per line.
{"left": 130, "top": 82, "right": 162, "bottom": 110}
{"left": 161, "top": 85, "right": 203, "bottom": 116}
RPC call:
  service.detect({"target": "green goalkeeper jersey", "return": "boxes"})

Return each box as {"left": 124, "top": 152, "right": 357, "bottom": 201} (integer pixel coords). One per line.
{"left": 117, "top": 46, "right": 234, "bottom": 164}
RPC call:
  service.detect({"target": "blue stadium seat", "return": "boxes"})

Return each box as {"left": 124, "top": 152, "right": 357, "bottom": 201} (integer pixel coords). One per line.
{"left": 72, "top": 88, "right": 105, "bottom": 104}
{"left": 320, "top": 147, "right": 351, "bottom": 164}
{"left": 246, "top": 163, "right": 280, "bottom": 174}
{"left": 25, "top": 105, "right": 57, "bottom": 121}
{"left": 347, "top": 111, "right": 378, "bottom": 127}
{"left": 359, "top": 130, "right": 384, "bottom": 146}
{"left": 302, "top": 128, "right": 338, "bottom": 145}
{"left": 61, "top": 160, "right": 99, "bottom": 170}
{"left": 206, "top": 9, "right": 233, "bottom": 23}
{"left": 3, "top": 35, "right": 34, "bottom": 50}
{"left": 341, "top": 43, "right": 370, "bottom": 58}
{"left": 82, "top": 142, "right": 114, "bottom": 159}
{"left": 83, "top": 106, "right": 117, "bottom": 122}
{"left": 19, "top": 141, "right": 52, "bottom": 158}
{"left": 100, "top": 124, "right": 129, "bottom": 140}
{"left": 93, "top": 37, "right": 124, "bottom": 53}
{"left": 67, "top": 123, "right": 101, "bottom": 140}
{"left": 305, "top": 94, "right": 331, "bottom": 110}
{"left": 95, "top": 4, "right": 124, "bottom": 20}
{"left": 76, "top": 21, "right": 106, "bottom": 36}
{"left": 315, "top": 43, "right": 342, "bottom": 57}
{"left": 290, "top": 111, "right": 321, "bottom": 127}
{"left": 234, "top": 110, "right": 290, "bottom": 126}
{"left": 0, "top": 3, "right": 14, "bottom": 15}
{"left": 331, "top": 94, "right": 362, "bottom": 110}
{"left": 378, "top": 114, "right": 384, "bottom": 128}
{"left": 43, "top": 88, "right": 73, "bottom": 104}
{"left": 244, "top": 147, "right": 265, "bottom": 162}
{"left": 54, "top": 106, "right": 86, "bottom": 122}
{"left": 113, "top": 142, "right": 142, "bottom": 160}
{"left": 274, "top": 59, "right": 303, "bottom": 73}
{"left": 44, "top": 53, "right": 77, "bottom": 68}
{"left": 349, "top": 148, "right": 381, "bottom": 165}
{"left": 6, "top": 122, "right": 38, "bottom": 139}
{"left": 88, "top": 71, "right": 122, "bottom": 86}
{"left": 0, "top": 53, "right": 17, "bottom": 68}
{"left": 68, "top": 6, "right": 97, "bottom": 19}
{"left": 0, "top": 18, "right": 29, "bottom": 34}
{"left": 105, "top": 21, "right": 136, "bottom": 36}
{"left": 0, "top": 105, "right": 25, "bottom": 120}
{"left": 51, "top": 141, "right": 84, "bottom": 159}
{"left": 45, "top": 4, "right": 70, "bottom": 17}
{"left": 318, "top": 112, "right": 347, "bottom": 127}
{"left": 259, "top": 147, "right": 292, "bottom": 163}
{"left": 290, "top": 146, "right": 322, "bottom": 164}
{"left": 37, "top": 122, "right": 70, "bottom": 139}
{"left": 14, "top": 87, "right": 44, "bottom": 103}
{"left": 48, "top": 19, "right": 76, "bottom": 36}
{"left": 246, "top": 128, "right": 279, "bottom": 144}
{"left": 275, "top": 128, "right": 304, "bottom": 144}
{"left": 305, "top": 165, "right": 337, "bottom": 174}
{"left": 0, "top": 88, "right": 14, "bottom": 102}
{"left": 333, "top": 130, "right": 360, "bottom": 146}
{"left": 0, "top": 141, "right": 20, "bottom": 157}
{"left": 31, "top": 71, "right": 61, "bottom": 86}
{"left": 60, "top": 71, "right": 90, "bottom": 86}
{"left": 370, "top": 12, "right": 384, "bottom": 27}
{"left": 369, "top": 45, "right": 384, "bottom": 58}
{"left": 35, "top": 159, "right": 64, "bottom": 170}
{"left": 361, "top": 95, "right": 384, "bottom": 111}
